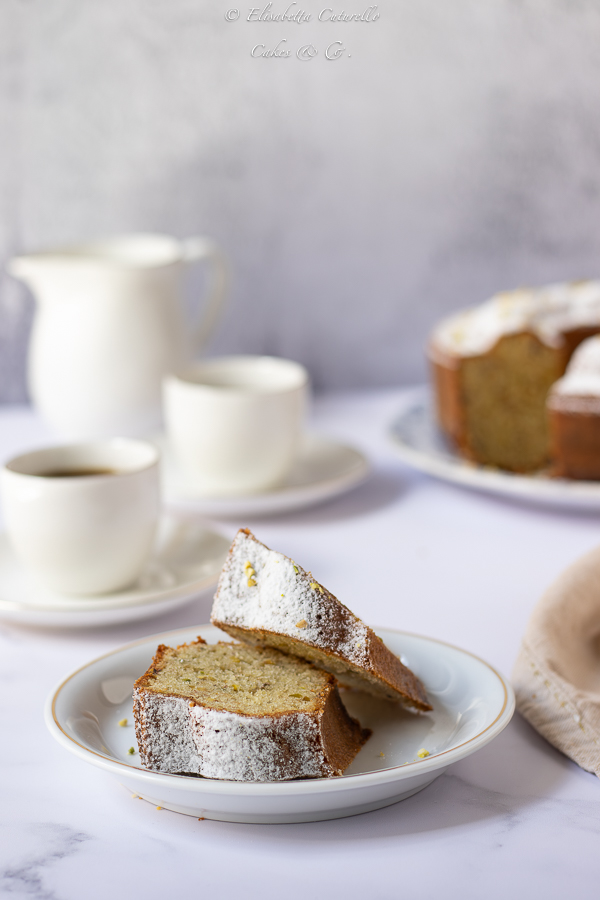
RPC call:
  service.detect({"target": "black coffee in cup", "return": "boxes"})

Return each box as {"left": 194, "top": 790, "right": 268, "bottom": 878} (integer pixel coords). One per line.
{"left": 37, "top": 468, "right": 119, "bottom": 478}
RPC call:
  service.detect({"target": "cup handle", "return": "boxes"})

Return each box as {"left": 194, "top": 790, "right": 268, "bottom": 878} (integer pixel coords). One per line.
{"left": 181, "top": 236, "right": 229, "bottom": 355}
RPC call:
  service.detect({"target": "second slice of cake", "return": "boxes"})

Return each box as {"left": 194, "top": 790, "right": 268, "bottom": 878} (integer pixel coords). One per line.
{"left": 547, "top": 334, "right": 600, "bottom": 479}
{"left": 211, "top": 529, "right": 431, "bottom": 712}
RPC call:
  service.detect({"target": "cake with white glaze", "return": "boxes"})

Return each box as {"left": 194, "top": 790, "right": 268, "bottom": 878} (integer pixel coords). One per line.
{"left": 429, "top": 281, "right": 600, "bottom": 472}
{"left": 211, "top": 529, "right": 431, "bottom": 712}
{"left": 133, "top": 637, "right": 370, "bottom": 781}
{"left": 548, "top": 335, "right": 600, "bottom": 478}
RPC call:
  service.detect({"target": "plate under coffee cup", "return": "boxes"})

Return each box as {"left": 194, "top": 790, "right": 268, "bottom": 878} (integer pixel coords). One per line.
{"left": 0, "top": 515, "right": 230, "bottom": 628}
{"left": 158, "top": 433, "right": 370, "bottom": 517}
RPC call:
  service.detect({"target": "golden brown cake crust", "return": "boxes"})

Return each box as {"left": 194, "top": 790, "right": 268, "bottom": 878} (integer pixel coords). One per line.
{"left": 428, "top": 340, "right": 467, "bottom": 452}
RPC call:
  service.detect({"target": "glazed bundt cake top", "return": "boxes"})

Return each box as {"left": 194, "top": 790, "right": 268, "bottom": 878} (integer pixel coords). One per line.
{"left": 431, "top": 282, "right": 600, "bottom": 358}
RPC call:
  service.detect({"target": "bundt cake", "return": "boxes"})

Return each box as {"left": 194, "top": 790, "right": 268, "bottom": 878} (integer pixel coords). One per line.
{"left": 429, "top": 282, "right": 600, "bottom": 473}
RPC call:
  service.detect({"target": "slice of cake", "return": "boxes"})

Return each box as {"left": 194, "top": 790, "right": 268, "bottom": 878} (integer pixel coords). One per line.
{"left": 548, "top": 335, "right": 600, "bottom": 479}
{"left": 211, "top": 529, "right": 431, "bottom": 712}
{"left": 133, "top": 637, "right": 370, "bottom": 781}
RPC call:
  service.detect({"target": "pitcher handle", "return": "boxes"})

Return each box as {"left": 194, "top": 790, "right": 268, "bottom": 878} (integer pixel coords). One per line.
{"left": 181, "top": 236, "right": 229, "bottom": 355}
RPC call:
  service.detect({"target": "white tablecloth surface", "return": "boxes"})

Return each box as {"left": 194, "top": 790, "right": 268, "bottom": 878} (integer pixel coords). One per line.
{"left": 1, "top": 389, "right": 599, "bottom": 899}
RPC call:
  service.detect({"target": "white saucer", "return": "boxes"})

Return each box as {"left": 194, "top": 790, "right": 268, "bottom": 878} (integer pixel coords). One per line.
{"left": 390, "top": 387, "right": 600, "bottom": 511}
{"left": 159, "top": 433, "right": 370, "bottom": 517}
{"left": 45, "top": 624, "right": 514, "bottom": 824}
{"left": 0, "top": 518, "right": 231, "bottom": 628}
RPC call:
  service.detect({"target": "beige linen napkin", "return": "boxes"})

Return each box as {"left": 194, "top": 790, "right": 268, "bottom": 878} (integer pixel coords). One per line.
{"left": 512, "top": 546, "right": 600, "bottom": 777}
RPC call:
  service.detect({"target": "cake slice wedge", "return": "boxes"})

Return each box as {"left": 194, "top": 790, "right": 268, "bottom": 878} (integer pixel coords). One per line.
{"left": 133, "top": 637, "right": 370, "bottom": 781}
{"left": 211, "top": 529, "right": 432, "bottom": 712}
{"left": 547, "top": 335, "right": 600, "bottom": 479}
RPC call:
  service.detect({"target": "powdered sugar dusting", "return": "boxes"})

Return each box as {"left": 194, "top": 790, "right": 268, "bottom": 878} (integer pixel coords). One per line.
{"left": 134, "top": 689, "right": 201, "bottom": 774}
{"left": 134, "top": 687, "right": 336, "bottom": 781}
{"left": 189, "top": 707, "right": 328, "bottom": 780}
{"left": 212, "top": 531, "right": 369, "bottom": 666}
{"left": 432, "top": 281, "right": 600, "bottom": 357}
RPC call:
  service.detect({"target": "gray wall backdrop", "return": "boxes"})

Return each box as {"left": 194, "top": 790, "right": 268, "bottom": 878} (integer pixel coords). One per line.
{"left": 3, "top": 0, "right": 600, "bottom": 400}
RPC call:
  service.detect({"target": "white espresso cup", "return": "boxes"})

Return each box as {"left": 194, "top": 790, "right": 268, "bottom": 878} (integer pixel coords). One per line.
{"left": 163, "top": 356, "right": 309, "bottom": 496}
{"left": 0, "top": 439, "right": 160, "bottom": 595}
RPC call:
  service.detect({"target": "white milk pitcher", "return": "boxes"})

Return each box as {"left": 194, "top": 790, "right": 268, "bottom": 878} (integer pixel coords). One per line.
{"left": 8, "top": 233, "right": 227, "bottom": 438}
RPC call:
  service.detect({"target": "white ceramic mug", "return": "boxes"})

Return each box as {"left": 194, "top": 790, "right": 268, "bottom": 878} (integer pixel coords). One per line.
{"left": 163, "top": 356, "right": 309, "bottom": 496}
{"left": 0, "top": 439, "right": 160, "bottom": 595}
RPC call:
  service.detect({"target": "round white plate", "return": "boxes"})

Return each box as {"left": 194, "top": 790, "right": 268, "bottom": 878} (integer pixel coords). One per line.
{"left": 45, "top": 624, "right": 514, "bottom": 824}
{"left": 159, "top": 434, "right": 370, "bottom": 517}
{"left": 390, "top": 387, "right": 600, "bottom": 511}
{"left": 0, "top": 518, "right": 231, "bottom": 628}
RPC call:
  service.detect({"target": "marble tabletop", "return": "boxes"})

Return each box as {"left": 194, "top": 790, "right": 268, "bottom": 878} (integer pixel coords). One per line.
{"left": 1, "top": 389, "right": 599, "bottom": 900}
